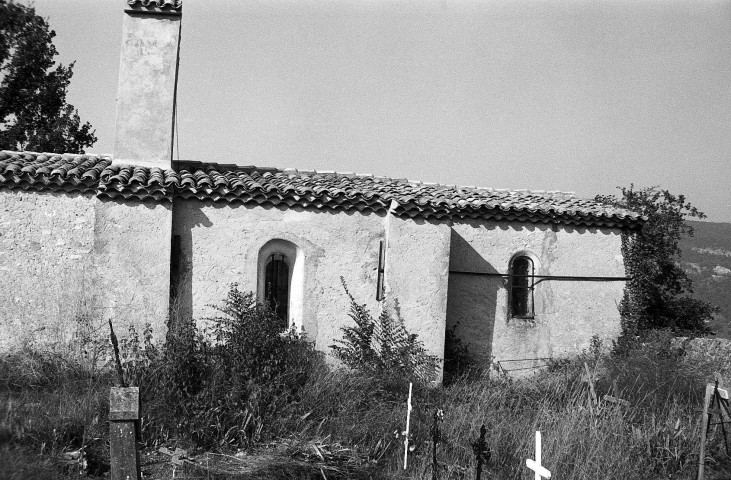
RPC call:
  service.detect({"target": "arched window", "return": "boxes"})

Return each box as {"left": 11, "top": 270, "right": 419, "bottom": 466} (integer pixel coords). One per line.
{"left": 264, "top": 253, "right": 290, "bottom": 327}
{"left": 257, "top": 239, "right": 303, "bottom": 330}
{"left": 510, "top": 255, "right": 534, "bottom": 318}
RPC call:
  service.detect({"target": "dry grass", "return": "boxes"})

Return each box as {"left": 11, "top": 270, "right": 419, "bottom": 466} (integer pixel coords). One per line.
{"left": 1, "top": 329, "right": 730, "bottom": 479}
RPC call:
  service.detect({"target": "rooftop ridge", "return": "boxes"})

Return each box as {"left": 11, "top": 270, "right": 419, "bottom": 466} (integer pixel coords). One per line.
{"left": 0, "top": 150, "right": 112, "bottom": 160}
{"left": 0, "top": 150, "right": 643, "bottom": 228}
{"left": 200, "top": 162, "right": 580, "bottom": 197}
{"left": 0, "top": 151, "right": 582, "bottom": 198}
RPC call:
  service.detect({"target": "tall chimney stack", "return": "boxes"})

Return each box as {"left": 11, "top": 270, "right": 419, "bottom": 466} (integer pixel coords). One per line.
{"left": 113, "top": 0, "right": 181, "bottom": 168}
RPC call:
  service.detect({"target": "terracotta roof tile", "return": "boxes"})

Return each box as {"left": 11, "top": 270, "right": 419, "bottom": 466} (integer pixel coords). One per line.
{"left": 127, "top": 0, "right": 181, "bottom": 9}
{"left": 0, "top": 151, "right": 643, "bottom": 228}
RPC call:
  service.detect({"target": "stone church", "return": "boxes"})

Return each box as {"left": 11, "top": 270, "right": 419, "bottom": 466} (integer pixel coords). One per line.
{"left": 0, "top": 0, "right": 642, "bottom": 376}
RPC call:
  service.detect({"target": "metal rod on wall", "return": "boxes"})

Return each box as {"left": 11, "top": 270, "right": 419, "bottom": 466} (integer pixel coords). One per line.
{"left": 449, "top": 270, "right": 630, "bottom": 284}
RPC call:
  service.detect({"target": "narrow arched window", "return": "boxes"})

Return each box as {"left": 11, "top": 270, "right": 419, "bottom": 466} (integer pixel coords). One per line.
{"left": 265, "top": 253, "right": 290, "bottom": 328}
{"left": 258, "top": 239, "right": 302, "bottom": 330}
{"left": 510, "top": 256, "right": 534, "bottom": 318}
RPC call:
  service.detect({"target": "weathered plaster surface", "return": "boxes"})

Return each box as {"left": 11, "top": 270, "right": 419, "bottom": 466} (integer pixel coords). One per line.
{"left": 0, "top": 190, "right": 173, "bottom": 349}
{"left": 0, "top": 190, "right": 97, "bottom": 348}
{"left": 447, "top": 220, "right": 625, "bottom": 373}
{"left": 94, "top": 199, "right": 172, "bottom": 341}
{"left": 0, "top": 183, "right": 626, "bottom": 381}
{"left": 113, "top": 12, "right": 180, "bottom": 168}
{"left": 173, "top": 200, "right": 385, "bottom": 351}
{"left": 173, "top": 200, "right": 450, "bottom": 366}
{"left": 385, "top": 215, "right": 451, "bottom": 370}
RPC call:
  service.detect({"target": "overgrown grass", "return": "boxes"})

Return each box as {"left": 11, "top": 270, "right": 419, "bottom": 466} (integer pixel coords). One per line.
{"left": 270, "top": 331, "right": 731, "bottom": 480}
{"left": 0, "top": 345, "right": 112, "bottom": 477}
{"left": 2, "top": 293, "right": 730, "bottom": 480}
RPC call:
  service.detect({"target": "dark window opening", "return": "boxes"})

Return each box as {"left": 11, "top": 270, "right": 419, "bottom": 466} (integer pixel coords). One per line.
{"left": 170, "top": 234, "right": 181, "bottom": 300}
{"left": 511, "top": 256, "right": 534, "bottom": 318}
{"left": 265, "top": 253, "right": 289, "bottom": 328}
{"left": 376, "top": 239, "right": 385, "bottom": 301}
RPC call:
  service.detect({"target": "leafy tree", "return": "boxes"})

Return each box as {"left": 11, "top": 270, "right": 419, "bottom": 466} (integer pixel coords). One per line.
{"left": 0, "top": 0, "right": 96, "bottom": 153}
{"left": 597, "top": 185, "right": 718, "bottom": 334}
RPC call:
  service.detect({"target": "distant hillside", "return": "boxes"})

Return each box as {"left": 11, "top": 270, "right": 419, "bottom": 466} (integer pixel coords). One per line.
{"left": 680, "top": 220, "right": 731, "bottom": 337}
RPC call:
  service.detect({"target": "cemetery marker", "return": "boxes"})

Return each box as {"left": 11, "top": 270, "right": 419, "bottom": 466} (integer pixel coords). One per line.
{"left": 698, "top": 374, "right": 730, "bottom": 480}
{"left": 403, "top": 382, "right": 413, "bottom": 470}
{"left": 109, "top": 387, "right": 141, "bottom": 480}
{"left": 526, "top": 431, "right": 551, "bottom": 480}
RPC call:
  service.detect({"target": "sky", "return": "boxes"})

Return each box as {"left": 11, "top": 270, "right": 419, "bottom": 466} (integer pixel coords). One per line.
{"left": 27, "top": 0, "right": 731, "bottom": 223}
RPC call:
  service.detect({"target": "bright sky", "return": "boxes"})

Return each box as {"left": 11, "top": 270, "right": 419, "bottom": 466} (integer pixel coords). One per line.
{"left": 28, "top": 0, "right": 731, "bottom": 223}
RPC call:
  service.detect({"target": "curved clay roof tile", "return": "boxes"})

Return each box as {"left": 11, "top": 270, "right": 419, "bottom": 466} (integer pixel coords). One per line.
{"left": 0, "top": 152, "right": 644, "bottom": 226}
{"left": 127, "top": 0, "right": 182, "bottom": 8}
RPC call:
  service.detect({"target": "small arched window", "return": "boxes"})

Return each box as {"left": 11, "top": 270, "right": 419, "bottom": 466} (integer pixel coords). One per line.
{"left": 510, "top": 255, "right": 534, "bottom": 318}
{"left": 257, "top": 239, "right": 303, "bottom": 331}
{"left": 264, "top": 253, "right": 290, "bottom": 327}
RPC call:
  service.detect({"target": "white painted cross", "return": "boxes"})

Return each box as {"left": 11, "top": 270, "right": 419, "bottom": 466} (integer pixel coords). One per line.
{"left": 403, "top": 382, "right": 413, "bottom": 470}
{"left": 525, "top": 431, "right": 551, "bottom": 480}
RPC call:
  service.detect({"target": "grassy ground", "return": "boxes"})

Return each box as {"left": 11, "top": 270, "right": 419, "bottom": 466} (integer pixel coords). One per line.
{"left": 1, "top": 333, "right": 730, "bottom": 479}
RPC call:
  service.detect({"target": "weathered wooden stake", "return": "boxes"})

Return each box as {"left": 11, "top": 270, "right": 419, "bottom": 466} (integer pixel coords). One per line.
{"left": 473, "top": 424, "right": 490, "bottom": 480}
{"left": 698, "top": 381, "right": 714, "bottom": 480}
{"left": 430, "top": 409, "right": 443, "bottom": 480}
{"left": 403, "top": 382, "right": 413, "bottom": 470}
{"left": 698, "top": 375, "right": 730, "bottom": 480}
{"left": 110, "top": 387, "right": 141, "bottom": 480}
{"left": 583, "top": 362, "right": 597, "bottom": 409}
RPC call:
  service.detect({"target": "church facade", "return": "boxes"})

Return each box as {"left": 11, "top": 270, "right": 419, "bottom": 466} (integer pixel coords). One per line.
{"left": 0, "top": 0, "right": 642, "bottom": 376}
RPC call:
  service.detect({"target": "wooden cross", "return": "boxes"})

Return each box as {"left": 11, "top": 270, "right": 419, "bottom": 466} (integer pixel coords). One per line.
{"left": 159, "top": 447, "right": 188, "bottom": 467}
{"left": 525, "top": 431, "right": 551, "bottom": 480}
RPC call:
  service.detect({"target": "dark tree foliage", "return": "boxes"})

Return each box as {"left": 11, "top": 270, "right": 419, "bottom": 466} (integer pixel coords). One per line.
{"left": 0, "top": 1, "right": 96, "bottom": 153}
{"left": 597, "top": 185, "right": 718, "bottom": 334}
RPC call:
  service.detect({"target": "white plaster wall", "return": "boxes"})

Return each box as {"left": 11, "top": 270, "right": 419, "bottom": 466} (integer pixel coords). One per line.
{"left": 94, "top": 198, "right": 172, "bottom": 341}
{"left": 172, "top": 200, "right": 451, "bottom": 370}
{"left": 0, "top": 190, "right": 98, "bottom": 349}
{"left": 447, "top": 220, "right": 625, "bottom": 373}
{"left": 385, "top": 215, "right": 451, "bottom": 371}
{"left": 172, "top": 199, "right": 385, "bottom": 351}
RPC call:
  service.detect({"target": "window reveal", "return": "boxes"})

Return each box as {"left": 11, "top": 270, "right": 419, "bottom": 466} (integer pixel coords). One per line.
{"left": 511, "top": 256, "right": 534, "bottom": 318}
{"left": 265, "top": 253, "right": 290, "bottom": 328}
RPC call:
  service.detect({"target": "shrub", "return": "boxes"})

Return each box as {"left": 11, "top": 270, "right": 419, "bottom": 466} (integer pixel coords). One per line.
{"left": 596, "top": 185, "right": 718, "bottom": 334}
{"left": 141, "top": 284, "right": 321, "bottom": 448}
{"left": 330, "top": 278, "right": 440, "bottom": 384}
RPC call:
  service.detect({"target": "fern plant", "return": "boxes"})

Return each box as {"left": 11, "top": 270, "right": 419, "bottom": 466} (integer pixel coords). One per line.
{"left": 331, "top": 278, "right": 439, "bottom": 383}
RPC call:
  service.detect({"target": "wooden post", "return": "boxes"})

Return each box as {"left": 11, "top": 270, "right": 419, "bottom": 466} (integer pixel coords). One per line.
{"left": 473, "top": 424, "right": 489, "bottom": 480}
{"left": 110, "top": 387, "right": 141, "bottom": 480}
{"left": 698, "top": 382, "right": 715, "bottom": 480}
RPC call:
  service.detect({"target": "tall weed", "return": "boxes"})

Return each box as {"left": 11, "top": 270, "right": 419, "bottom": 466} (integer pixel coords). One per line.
{"left": 331, "top": 278, "right": 440, "bottom": 385}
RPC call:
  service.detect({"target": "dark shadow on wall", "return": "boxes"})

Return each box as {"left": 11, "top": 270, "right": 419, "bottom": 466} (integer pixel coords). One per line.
{"left": 170, "top": 199, "right": 212, "bottom": 333}
{"left": 445, "top": 229, "right": 506, "bottom": 370}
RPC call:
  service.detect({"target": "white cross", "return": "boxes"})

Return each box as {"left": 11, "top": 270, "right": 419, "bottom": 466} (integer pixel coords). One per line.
{"left": 526, "top": 431, "right": 551, "bottom": 479}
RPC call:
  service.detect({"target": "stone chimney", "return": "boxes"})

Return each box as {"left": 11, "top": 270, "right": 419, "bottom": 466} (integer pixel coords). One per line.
{"left": 113, "top": 0, "right": 182, "bottom": 168}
